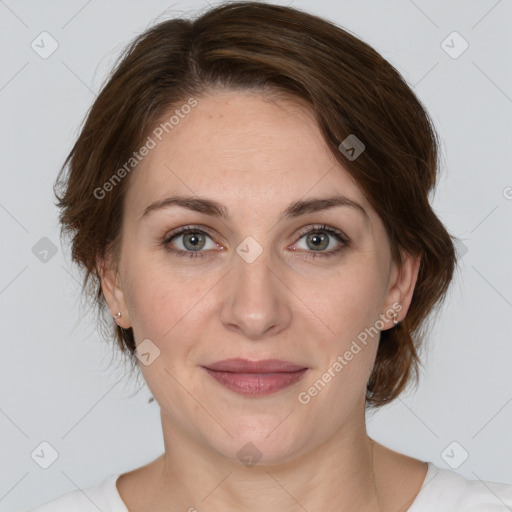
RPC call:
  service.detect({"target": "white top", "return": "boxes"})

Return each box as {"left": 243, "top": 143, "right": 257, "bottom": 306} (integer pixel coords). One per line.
{"left": 26, "top": 461, "right": 512, "bottom": 511}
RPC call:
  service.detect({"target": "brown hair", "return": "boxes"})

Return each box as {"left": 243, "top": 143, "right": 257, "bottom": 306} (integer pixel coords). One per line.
{"left": 54, "top": 1, "right": 458, "bottom": 408}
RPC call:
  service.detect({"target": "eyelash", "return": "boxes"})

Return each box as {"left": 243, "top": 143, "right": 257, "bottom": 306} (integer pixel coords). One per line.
{"left": 162, "top": 224, "right": 350, "bottom": 260}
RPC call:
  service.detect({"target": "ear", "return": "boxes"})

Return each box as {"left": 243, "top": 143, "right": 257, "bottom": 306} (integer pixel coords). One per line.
{"left": 96, "top": 252, "right": 131, "bottom": 329}
{"left": 381, "top": 250, "right": 421, "bottom": 330}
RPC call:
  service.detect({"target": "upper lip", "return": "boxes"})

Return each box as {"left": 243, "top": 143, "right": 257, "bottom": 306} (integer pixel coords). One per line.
{"left": 203, "top": 358, "right": 308, "bottom": 373}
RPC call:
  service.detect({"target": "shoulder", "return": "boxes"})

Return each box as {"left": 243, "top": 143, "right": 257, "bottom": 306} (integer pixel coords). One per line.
{"left": 24, "top": 473, "right": 127, "bottom": 512}
{"left": 410, "top": 462, "right": 512, "bottom": 511}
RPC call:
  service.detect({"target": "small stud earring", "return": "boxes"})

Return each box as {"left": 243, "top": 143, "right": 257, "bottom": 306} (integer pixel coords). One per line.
{"left": 393, "top": 312, "right": 399, "bottom": 325}
{"left": 113, "top": 312, "right": 122, "bottom": 326}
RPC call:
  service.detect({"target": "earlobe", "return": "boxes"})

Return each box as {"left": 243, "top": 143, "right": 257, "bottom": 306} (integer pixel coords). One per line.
{"left": 382, "top": 251, "right": 421, "bottom": 330}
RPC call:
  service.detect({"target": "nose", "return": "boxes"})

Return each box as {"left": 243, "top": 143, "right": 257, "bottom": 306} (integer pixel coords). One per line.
{"left": 219, "top": 242, "right": 292, "bottom": 340}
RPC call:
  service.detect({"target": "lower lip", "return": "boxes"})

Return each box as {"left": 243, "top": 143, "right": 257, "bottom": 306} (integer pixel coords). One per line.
{"left": 202, "top": 368, "right": 308, "bottom": 396}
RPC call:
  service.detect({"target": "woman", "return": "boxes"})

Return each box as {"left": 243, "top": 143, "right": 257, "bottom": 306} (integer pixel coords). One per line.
{"left": 28, "top": 1, "right": 512, "bottom": 511}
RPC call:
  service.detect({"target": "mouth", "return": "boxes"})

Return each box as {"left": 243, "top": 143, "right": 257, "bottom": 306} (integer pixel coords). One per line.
{"left": 201, "top": 358, "right": 309, "bottom": 396}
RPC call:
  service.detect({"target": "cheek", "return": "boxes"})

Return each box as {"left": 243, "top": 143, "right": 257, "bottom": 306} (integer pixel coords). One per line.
{"left": 123, "top": 258, "right": 212, "bottom": 346}
{"left": 300, "top": 270, "right": 383, "bottom": 411}
{"left": 301, "top": 260, "right": 385, "bottom": 339}
{"left": 298, "top": 257, "right": 385, "bottom": 396}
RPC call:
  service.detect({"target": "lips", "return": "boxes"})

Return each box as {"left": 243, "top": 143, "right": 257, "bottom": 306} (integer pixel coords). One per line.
{"left": 203, "top": 358, "right": 307, "bottom": 373}
{"left": 201, "top": 358, "right": 308, "bottom": 396}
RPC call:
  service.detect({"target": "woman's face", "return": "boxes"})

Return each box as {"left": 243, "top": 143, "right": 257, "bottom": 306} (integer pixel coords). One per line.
{"left": 101, "top": 90, "right": 419, "bottom": 465}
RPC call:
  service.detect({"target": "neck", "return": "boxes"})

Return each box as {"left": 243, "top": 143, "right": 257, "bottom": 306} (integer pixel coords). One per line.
{"left": 149, "top": 408, "right": 382, "bottom": 512}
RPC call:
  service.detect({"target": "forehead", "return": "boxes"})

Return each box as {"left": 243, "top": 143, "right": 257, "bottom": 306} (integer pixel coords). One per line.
{"left": 124, "top": 90, "right": 370, "bottom": 222}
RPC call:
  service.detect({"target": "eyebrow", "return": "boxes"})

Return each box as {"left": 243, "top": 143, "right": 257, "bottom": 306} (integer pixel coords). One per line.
{"left": 141, "top": 194, "right": 369, "bottom": 223}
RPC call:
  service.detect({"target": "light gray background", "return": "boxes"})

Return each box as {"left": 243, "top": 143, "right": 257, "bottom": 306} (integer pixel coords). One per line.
{"left": 1, "top": 1, "right": 511, "bottom": 510}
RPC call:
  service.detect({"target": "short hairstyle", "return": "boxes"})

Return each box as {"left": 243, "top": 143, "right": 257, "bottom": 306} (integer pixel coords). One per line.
{"left": 54, "top": 1, "right": 458, "bottom": 408}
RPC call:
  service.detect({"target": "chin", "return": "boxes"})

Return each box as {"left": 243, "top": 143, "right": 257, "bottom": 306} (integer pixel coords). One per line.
{"left": 203, "top": 418, "right": 310, "bottom": 468}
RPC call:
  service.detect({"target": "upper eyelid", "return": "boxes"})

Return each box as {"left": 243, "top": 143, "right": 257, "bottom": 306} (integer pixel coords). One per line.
{"left": 295, "top": 224, "right": 348, "bottom": 242}
{"left": 164, "top": 225, "right": 220, "bottom": 243}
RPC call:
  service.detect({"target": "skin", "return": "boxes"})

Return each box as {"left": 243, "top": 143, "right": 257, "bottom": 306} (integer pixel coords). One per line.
{"left": 99, "top": 90, "right": 427, "bottom": 512}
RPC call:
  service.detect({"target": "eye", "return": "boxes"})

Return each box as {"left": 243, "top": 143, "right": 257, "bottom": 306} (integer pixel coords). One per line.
{"left": 163, "top": 226, "right": 222, "bottom": 259}
{"left": 291, "top": 224, "right": 349, "bottom": 259}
